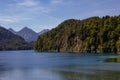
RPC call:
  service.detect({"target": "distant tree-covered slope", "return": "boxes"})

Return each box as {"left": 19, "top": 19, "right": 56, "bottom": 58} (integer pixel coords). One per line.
{"left": 34, "top": 15, "right": 120, "bottom": 53}
{"left": 0, "top": 26, "right": 32, "bottom": 50}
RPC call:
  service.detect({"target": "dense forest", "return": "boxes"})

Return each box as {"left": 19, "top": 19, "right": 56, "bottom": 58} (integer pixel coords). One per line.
{"left": 34, "top": 15, "right": 120, "bottom": 53}
{"left": 0, "top": 26, "right": 33, "bottom": 50}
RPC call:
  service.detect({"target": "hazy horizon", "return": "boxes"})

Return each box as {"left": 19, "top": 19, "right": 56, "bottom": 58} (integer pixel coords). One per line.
{"left": 0, "top": 0, "right": 119, "bottom": 32}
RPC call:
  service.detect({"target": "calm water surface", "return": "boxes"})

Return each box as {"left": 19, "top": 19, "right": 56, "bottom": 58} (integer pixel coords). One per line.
{"left": 0, "top": 50, "right": 120, "bottom": 80}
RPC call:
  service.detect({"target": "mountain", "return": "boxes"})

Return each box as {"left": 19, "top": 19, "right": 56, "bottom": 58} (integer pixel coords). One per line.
{"left": 38, "top": 29, "right": 49, "bottom": 35}
{"left": 9, "top": 27, "right": 49, "bottom": 42}
{"left": 17, "top": 27, "right": 39, "bottom": 42}
{"left": 34, "top": 15, "right": 120, "bottom": 53}
{"left": 0, "top": 26, "right": 32, "bottom": 50}
{"left": 8, "top": 28, "right": 17, "bottom": 34}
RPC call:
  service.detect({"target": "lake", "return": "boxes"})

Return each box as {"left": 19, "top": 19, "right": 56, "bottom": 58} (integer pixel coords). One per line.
{"left": 0, "top": 50, "right": 120, "bottom": 80}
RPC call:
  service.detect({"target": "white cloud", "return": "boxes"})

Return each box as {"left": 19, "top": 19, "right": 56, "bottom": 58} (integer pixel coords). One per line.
{"left": 0, "top": 15, "right": 31, "bottom": 23}
{"left": 0, "top": 18, "right": 15, "bottom": 23}
{"left": 0, "top": 0, "right": 63, "bottom": 31}
{"left": 13, "top": 0, "right": 50, "bottom": 14}
{"left": 51, "top": 0, "right": 64, "bottom": 4}
{"left": 17, "top": 0, "right": 39, "bottom": 7}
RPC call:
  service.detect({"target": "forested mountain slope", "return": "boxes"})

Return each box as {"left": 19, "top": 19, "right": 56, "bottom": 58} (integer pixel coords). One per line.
{"left": 35, "top": 15, "right": 120, "bottom": 53}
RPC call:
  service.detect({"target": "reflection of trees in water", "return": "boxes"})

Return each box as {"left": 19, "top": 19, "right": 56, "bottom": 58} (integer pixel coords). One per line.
{"left": 59, "top": 70, "right": 120, "bottom": 80}
{"left": 105, "top": 57, "right": 120, "bottom": 62}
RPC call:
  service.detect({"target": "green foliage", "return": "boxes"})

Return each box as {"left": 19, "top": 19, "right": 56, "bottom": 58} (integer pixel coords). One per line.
{"left": 35, "top": 15, "right": 120, "bottom": 53}
{"left": 116, "top": 40, "right": 120, "bottom": 52}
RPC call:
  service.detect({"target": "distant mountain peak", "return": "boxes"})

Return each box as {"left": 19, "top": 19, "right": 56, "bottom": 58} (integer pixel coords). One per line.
{"left": 24, "top": 26, "right": 28, "bottom": 28}
{"left": 8, "top": 26, "right": 49, "bottom": 42}
{"left": 38, "top": 29, "right": 49, "bottom": 35}
{"left": 17, "top": 27, "right": 38, "bottom": 42}
{"left": 23, "top": 26, "right": 30, "bottom": 30}
{"left": 20, "top": 27, "right": 32, "bottom": 31}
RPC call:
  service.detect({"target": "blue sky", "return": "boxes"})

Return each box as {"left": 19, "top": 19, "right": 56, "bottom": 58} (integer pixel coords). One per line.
{"left": 0, "top": 0, "right": 120, "bottom": 32}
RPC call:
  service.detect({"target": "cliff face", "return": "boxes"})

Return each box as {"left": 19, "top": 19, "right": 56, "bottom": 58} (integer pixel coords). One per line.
{"left": 35, "top": 15, "right": 120, "bottom": 53}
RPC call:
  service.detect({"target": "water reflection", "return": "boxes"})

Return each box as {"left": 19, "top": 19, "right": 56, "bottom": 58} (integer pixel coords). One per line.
{"left": 59, "top": 70, "right": 120, "bottom": 80}
{"left": 0, "top": 66, "right": 120, "bottom": 80}
{"left": 0, "top": 68, "right": 64, "bottom": 80}
{"left": 0, "top": 64, "right": 6, "bottom": 78}
{"left": 105, "top": 57, "right": 120, "bottom": 62}
{"left": 0, "top": 51, "right": 120, "bottom": 80}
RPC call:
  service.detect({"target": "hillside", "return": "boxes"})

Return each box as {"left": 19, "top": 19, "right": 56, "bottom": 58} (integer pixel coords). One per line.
{"left": 8, "top": 28, "right": 17, "bottom": 34}
{"left": 35, "top": 15, "right": 120, "bottom": 53}
{"left": 0, "top": 26, "right": 32, "bottom": 50}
